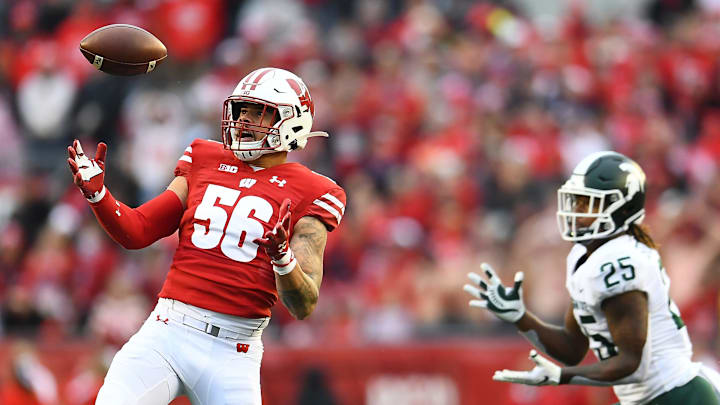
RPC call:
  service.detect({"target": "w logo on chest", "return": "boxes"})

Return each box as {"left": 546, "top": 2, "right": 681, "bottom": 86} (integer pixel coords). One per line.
{"left": 239, "top": 178, "right": 257, "bottom": 188}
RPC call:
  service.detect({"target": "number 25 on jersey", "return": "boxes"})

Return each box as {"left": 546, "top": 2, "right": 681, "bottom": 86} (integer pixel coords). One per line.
{"left": 191, "top": 184, "right": 273, "bottom": 262}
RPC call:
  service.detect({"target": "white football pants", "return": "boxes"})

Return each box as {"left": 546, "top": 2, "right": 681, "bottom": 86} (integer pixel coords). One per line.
{"left": 95, "top": 298, "right": 269, "bottom": 405}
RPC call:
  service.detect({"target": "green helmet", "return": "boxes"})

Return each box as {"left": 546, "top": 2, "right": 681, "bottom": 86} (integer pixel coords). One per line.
{"left": 557, "top": 151, "right": 646, "bottom": 242}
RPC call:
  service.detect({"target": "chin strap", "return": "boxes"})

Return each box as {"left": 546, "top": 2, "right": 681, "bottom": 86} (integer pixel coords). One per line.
{"left": 233, "top": 135, "right": 274, "bottom": 161}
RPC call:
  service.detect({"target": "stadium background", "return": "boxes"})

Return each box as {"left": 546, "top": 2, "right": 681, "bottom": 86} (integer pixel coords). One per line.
{"left": 1, "top": 0, "right": 720, "bottom": 404}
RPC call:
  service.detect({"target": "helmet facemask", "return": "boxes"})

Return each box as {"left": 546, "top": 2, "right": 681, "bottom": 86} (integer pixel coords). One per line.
{"left": 222, "top": 98, "right": 282, "bottom": 161}
{"left": 556, "top": 186, "right": 627, "bottom": 242}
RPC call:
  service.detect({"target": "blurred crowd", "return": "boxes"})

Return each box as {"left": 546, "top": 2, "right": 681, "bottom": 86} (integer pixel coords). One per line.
{"left": 1, "top": 0, "right": 720, "bottom": 402}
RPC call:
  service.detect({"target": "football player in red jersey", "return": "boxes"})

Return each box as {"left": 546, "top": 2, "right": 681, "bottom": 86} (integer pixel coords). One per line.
{"left": 67, "top": 67, "right": 346, "bottom": 405}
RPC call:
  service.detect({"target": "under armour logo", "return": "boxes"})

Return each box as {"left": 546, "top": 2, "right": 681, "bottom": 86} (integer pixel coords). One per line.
{"left": 269, "top": 176, "right": 286, "bottom": 187}
{"left": 239, "top": 178, "right": 257, "bottom": 188}
{"left": 237, "top": 343, "right": 250, "bottom": 353}
{"left": 115, "top": 201, "right": 121, "bottom": 217}
{"left": 156, "top": 315, "right": 169, "bottom": 325}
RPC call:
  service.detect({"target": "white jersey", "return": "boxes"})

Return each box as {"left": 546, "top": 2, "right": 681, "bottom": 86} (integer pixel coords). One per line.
{"left": 565, "top": 235, "right": 700, "bottom": 404}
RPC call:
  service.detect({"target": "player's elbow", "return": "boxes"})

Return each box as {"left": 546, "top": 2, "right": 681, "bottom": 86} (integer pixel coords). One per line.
{"left": 293, "top": 301, "right": 317, "bottom": 320}
{"left": 559, "top": 336, "right": 589, "bottom": 366}
{"left": 122, "top": 242, "right": 145, "bottom": 250}
{"left": 115, "top": 236, "right": 151, "bottom": 250}
{"left": 618, "top": 359, "right": 641, "bottom": 379}
{"left": 614, "top": 353, "right": 645, "bottom": 383}
{"left": 563, "top": 349, "right": 587, "bottom": 366}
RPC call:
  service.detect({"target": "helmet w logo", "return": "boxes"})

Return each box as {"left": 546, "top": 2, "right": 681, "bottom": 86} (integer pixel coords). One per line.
{"left": 286, "top": 78, "right": 314, "bottom": 116}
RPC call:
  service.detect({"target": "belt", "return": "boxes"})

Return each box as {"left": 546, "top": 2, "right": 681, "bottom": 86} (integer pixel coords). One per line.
{"left": 158, "top": 299, "right": 268, "bottom": 339}
{"left": 175, "top": 313, "right": 241, "bottom": 339}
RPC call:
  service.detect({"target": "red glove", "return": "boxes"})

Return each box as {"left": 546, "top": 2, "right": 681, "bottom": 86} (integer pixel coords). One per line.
{"left": 255, "top": 198, "right": 296, "bottom": 275}
{"left": 67, "top": 140, "right": 107, "bottom": 202}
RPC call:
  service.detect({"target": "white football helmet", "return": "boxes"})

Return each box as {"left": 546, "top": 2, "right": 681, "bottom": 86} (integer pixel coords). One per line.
{"left": 221, "top": 67, "right": 328, "bottom": 161}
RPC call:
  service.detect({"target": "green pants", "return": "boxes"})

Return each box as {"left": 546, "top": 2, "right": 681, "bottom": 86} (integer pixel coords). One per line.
{"left": 613, "top": 376, "right": 719, "bottom": 405}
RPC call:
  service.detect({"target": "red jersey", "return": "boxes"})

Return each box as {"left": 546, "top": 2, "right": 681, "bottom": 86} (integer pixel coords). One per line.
{"left": 159, "top": 139, "right": 346, "bottom": 318}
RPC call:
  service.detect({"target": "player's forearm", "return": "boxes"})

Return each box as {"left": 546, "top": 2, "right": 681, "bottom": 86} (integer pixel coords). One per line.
{"left": 276, "top": 263, "right": 319, "bottom": 320}
{"left": 516, "top": 312, "right": 588, "bottom": 365}
{"left": 90, "top": 189, "right": 183, "bottom": 249}
{"left": 276, "top": 216, "right": 327, "bottom": 320}
{"left": 560, "top": 354, "right": 641, "bottom": 385}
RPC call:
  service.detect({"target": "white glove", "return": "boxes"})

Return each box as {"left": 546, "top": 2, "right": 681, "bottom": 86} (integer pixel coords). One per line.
{"left": 67, "top": 140, "right": 107, "bottom": 202}
{"left": 463, "top": 262, "right": 525, "bottom": 323}
{"left": 74, "top": 141, "right": 104, "bottom": 182}
{"left": 493, "top": 350, "right": 561, "bottom": 386}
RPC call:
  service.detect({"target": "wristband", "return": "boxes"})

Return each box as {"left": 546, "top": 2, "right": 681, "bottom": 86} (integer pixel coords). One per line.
{"left": 272, "top": 249, "right": 297, "bottom": 276}
{"left": 87, "top": 185, "right": 107, "bottom": 204}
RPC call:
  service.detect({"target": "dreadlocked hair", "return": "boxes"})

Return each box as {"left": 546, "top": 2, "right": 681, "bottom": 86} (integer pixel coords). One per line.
{"left": 627, "top": 223, "right": 658, "bottom": 249}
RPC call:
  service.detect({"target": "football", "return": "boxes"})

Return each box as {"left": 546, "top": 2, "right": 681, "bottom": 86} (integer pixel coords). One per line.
{"left": 79, "top": 24, "right": 167, "bottom": 76}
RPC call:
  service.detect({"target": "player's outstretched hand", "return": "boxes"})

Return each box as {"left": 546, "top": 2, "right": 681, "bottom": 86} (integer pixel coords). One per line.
{"left": 67, "top": 140, "right": 107, "bottom": 202}
{"left": 493, "top": 350, "right": 561, "bottom": 386}
{"left": 463, "top": 262, "right": 526, "bottom": 323}
{"left": 255, "top": 199, "right": 296, "bottom": 275}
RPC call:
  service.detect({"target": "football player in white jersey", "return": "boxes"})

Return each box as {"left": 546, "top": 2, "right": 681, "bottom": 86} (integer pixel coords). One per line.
{"left": 464, "top": 151, "right": 720, "bottom": 404}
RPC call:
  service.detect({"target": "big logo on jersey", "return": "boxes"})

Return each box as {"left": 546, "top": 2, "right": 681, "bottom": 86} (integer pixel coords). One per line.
{"left": 191, "top": 184, "right": 273, "bottom": 262}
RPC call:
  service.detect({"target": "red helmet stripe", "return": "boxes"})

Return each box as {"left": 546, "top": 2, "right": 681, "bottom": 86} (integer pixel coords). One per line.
{"left": 241, "top": 68, "right": 273, "bottom": 90}
{"left": 252, "top": 68, "right": 273, "bottom": 84}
